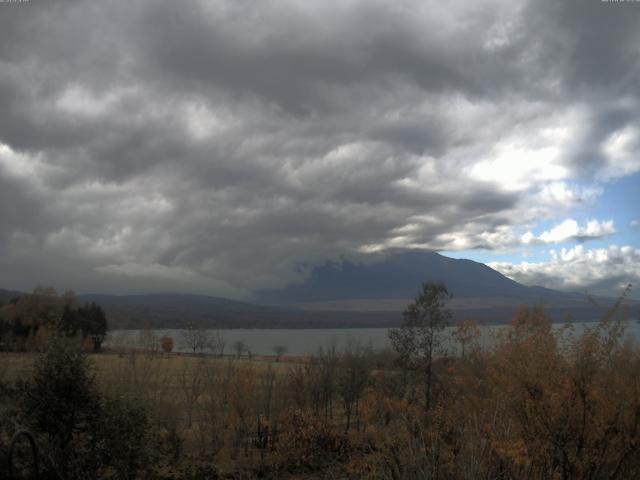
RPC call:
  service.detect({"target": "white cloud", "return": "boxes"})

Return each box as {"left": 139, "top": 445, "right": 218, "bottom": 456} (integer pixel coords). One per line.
{"left": 599, "top": 125, "right": 640, "bottom": 180}
{"left": 535, "top": 182, "right": 602, "bottom": 208}
{"left": 516, "top": 219, "right": 615, "bottom": 247}
{"left": 489, "top": 244, "right": 640, "bottom": 297}
{"left": 470, "top": 144, "right": 568, "bottom": 190}
{"left": 534, "top": 219, "right": 615, "bottom": 244}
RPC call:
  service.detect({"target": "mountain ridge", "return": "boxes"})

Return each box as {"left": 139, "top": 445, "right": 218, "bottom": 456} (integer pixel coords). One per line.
{"left": 252, "top": 250, "right": 590, "bottom": 306}
{"left": 2, "top": 251, "right": 635, "bottom": 328}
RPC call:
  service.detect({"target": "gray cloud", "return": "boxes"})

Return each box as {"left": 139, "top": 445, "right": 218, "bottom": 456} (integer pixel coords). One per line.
{"left": 0, "top": 0, "right": 638, "bottom": 297}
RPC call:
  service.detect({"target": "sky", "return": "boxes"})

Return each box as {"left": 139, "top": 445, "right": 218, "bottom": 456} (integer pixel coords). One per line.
{"left": 0, "top": 0, "right": 639, "bottom": 299}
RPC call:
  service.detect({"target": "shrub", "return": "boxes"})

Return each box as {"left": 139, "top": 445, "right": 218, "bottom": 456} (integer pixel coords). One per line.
{"left": 272, "top": 409, "right": 350, "bottom": 473}
{"left": 19, "top": 335, "right": 151, "bottom": 479}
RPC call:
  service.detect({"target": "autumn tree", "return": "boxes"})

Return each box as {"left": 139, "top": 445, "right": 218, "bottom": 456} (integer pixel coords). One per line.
{"left": 160, "top": 335, "right": 174, "bottom": 355}
{"left": 389, "top": 281, "right": 452, "bottom": 412}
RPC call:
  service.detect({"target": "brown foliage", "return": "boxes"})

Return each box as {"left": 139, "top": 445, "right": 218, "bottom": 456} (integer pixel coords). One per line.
{"left": 161, "top": 335, "right": 174, "bottom": 354}
{"left": 272, "top": 408, "right": 350, "bottom": 473}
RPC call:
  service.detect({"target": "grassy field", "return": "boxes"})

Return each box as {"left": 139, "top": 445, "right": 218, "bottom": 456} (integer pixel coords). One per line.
{"left": 2, "top": 349, "right": 315, "bottom": 475}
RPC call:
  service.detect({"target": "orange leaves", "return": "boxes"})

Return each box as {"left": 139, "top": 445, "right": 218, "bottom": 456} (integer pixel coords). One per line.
{"left": 272, "top": 408, "right": 350, "bottom": 472}
{"left": 160, "top": 335, "right": 174, "bottom": 354}
{"left": 361, "top": 390, "right": 412, "bottom": 428}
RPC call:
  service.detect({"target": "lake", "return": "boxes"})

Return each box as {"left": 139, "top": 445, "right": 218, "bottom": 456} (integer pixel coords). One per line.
{"left": 108, "top": 319, "right": 640, "bottom": 356}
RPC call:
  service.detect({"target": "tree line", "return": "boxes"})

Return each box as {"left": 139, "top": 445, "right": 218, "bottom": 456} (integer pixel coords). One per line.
{"left": 0, "top": 287, "right": 107, "bottom": 352}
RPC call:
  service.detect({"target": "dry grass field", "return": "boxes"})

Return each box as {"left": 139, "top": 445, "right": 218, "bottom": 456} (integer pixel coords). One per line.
{"left": 2, "top": 349, "right": 315, "bottom": 475}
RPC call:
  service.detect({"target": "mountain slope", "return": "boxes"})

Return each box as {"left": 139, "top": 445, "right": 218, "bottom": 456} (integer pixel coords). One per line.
{"left": 253, "top": 250, "right": 585, "bottom": 306}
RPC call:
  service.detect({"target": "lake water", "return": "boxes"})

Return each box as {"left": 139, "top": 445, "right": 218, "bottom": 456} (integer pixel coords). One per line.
{"left": 108, "top": 319, "right": 640, "bottom": 356}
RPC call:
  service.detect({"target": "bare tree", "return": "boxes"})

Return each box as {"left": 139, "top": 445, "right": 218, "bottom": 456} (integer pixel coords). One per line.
{"left": 338, "top": 340, "right": 371, "bottom": 431}
{"left": 272, "top": 344, "right": 288, "bottom": 361}
{"left": 233, "top": 339, "right": 247, "bottom": 359}
{"left": 137, "top": 327, "right": 159, "bottom": 354}
{"left": 181, "top": 322, "right": 210, "bottom": 355}
{"left": 305, "top": 343, "right": 338, "bottom": 420}
{"left": 207, "top": 330, "right": 226, "bottom": 357}
{"left": 178, "top": 358, "right": 206, "bottom": 428}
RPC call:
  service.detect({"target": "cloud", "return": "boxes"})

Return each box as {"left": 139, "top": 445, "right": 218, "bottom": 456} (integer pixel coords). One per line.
{"left": 489, "top": 245, "right": 640, "bottom": 298}
{"left": 0, "top": 0, "right": 638, "bottom": 296}
{"left": 523, "top": 219, "right": 615, "bottom": 245}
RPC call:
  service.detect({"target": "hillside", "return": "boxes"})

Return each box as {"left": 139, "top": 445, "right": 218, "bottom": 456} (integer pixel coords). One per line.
{"left": 253, "top": 250, "right": 608, "bottom": 309}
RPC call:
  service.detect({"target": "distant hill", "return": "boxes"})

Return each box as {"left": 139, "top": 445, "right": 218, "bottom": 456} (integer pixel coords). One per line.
{"left": 76, "top": 293, "right": 299, "bottom": 329}
{"left": 2, "top": 251, "right": 636, "bottom": 328}
{"left": 0, "top": 288, "right": 23, "bottom": 303}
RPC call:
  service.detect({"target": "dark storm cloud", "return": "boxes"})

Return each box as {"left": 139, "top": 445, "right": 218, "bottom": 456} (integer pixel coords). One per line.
{"left": 0, "top": 0, "right": 638, "bottom": 296}
{"left": 518, "top": 0, "right": 640, "bottom": 177}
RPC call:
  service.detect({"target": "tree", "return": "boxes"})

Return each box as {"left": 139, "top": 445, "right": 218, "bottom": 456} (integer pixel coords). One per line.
{"left": 233, "top": 339, "right": 247, "bottom": 358}
{"left": 59, "top": 305, "right": 80, "bottom": 337}
{"left": 20, "top": 335, "right": 102, "bottom": 477}
{"left": 338, "top": 340, "right": 371, "bottom": 431}
{"left": 83, "top": 303, "right": 107, "bottom": 350}
{"left": 452, "top": 319, "right": 481, "bottom": 358}
{"left": 208, "top": 330, "right": 226, "bottom": 357}
{"left": 20, "top": 335, "right": 150, "bottom": 478}
{"left": 160, "top": 335, "right": 174, "bottom": 355}
{"left": 305, "top": 344, "right": 338, "bottom": 420}
{"left": 53, "top": 300, "right": 107, "bottom": 351}
{"left": 388, "top": 281, "right": 452, "bottom": 412}
{"left": 177, "top": 359, "right": 205, "bottom": 428}
{"left": 22, "top": 336, "right": 100, "bottom": 448}
{"left": 272, "top": 344, "right": 288, "bottom": 361}
{"left": 137, "top": 326, "right": 159, "bottom": 353}
{"left": 181, "top": 322, "right": 209, "bottom": 355}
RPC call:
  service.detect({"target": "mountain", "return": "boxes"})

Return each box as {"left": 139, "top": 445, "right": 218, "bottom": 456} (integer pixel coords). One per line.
{"left": 253, "top": 250, "right": 632, "bottom": 323}
{"left": 253, "top": 250, "right": 585, "bottom": 305}
{"left": 3, "top": 251, "right": 636, "bottom": 328}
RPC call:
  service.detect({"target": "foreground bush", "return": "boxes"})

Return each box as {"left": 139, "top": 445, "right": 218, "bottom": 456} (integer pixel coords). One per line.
{"left": 18, "top": 336, "right": 151, "bottom": 479}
